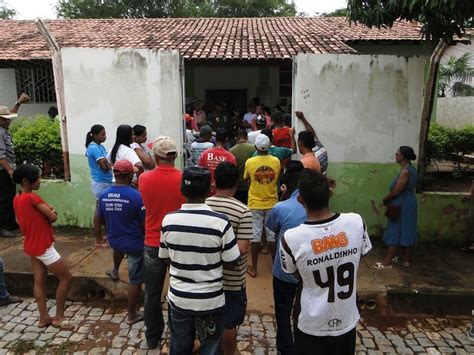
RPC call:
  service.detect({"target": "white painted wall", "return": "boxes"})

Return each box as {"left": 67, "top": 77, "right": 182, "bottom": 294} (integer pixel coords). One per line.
{"left": 0, "top": 68, "right": 55, "bottom": 118}
{"left": 60, "top": 47, "right": 183, "bottom": 157}
{"left": 437, "top": 97, "right": 474, "bottom": 128}
{"left": 294, "top": 54, "right": 427, "bottom": 163}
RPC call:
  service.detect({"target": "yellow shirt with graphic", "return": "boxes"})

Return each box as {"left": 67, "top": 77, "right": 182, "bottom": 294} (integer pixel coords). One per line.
{"left": 243, "top": 154, "right": 281, "bottom": 210}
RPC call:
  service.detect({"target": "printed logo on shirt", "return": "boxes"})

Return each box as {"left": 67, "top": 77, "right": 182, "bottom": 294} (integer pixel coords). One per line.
{"left": 327, "top": 318, "right": 342, "bottom": 328}
{"left": 254, "top": 166, "right": 276, "bottom": 185}
{"left": 311, "top": 232, "right": 349, "bottom": 254}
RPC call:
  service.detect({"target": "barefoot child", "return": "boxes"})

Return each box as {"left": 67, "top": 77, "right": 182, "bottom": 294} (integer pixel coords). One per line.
{"left": 12, "top": 164, "right": 74, "bottom": 330}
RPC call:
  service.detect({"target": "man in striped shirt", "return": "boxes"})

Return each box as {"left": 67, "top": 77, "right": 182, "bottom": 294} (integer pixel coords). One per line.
{"left": 159, "top": 166, "right": 240, "bottom": 355}
{"left": 206, "top": 162, "right": 252, "bottom": 355}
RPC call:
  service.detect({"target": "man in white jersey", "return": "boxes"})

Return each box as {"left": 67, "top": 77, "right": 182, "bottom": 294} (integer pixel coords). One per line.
{"left": 280, "top": 170, "right": 372, "bottom": 355}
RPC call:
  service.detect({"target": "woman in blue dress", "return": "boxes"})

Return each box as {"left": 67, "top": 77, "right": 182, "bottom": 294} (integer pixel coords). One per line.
{"left": 373, "top": 146, "right": 418, "bottom": 269}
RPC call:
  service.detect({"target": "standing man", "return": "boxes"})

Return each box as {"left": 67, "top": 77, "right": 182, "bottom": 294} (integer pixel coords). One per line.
{"left": 298, "top": 130, "right": 321, "bottom": 172}
{"left": 280, "top": 170, "right": 372, "bottom": 355}
{"left": 242, "top": 103, "right": 256, "bottom": 133}
{"left": 192, "top": 99, "right": 207, "bottom": 126}
{"left": 244, "top": 134, "right": 281, "bottom": 277}
{"left": 229, "top": 129, "right": 255, "bottom": 205}
{"left": 190, "top": 125, "right": 214, "bottom": 165}
{"left": 0, "top": 93, "right": 30, "bottom": 238}
{"left": 272, "top": 111, "right": 292, "bottom": 149}
{"left": 138, "top": 136, "right": 186, "bottom": 350}
{"left": 206, "top": 162, "right": 252, "bottom": 355}
{"left": 159, "top": 166, "right": 240, "bottom": 355}
{"left": 248, "top": 114, "right": 267, "bottom": 144}
{"left": 266, "top": 161, "right": 306, "bottom": 355}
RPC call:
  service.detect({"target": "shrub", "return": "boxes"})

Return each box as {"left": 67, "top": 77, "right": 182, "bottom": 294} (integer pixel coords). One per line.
{"left": 428, "top": 122, "right": 474, "bottom": 163}
{"left": 9, "top": 115, "right": 64, "bottom": 178}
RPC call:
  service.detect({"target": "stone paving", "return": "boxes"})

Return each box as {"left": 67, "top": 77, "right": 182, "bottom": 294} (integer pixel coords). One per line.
{"left": 0, "top": 299, "right": 472, "bottom": 354}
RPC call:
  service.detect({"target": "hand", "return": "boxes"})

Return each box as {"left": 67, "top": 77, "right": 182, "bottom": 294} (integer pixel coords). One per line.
{"left": 295, "top": 111, "right": 304, "bottom": 120}
{"left": 17, "top": 93, "right": 30, "bottom": 104}
{"left": 50, "top": 206, "right": 57, "bottom": 215}
{"left": 290, "top": 127, "right": 296, "bottom": 136}
{"left": 328, "top": 177, "right": 336, "bottom": 189}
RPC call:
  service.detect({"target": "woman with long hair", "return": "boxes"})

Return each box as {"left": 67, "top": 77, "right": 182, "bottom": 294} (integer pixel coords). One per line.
{"left": 109, "top": 124, "right": 143, "bottom": 179}
{"left": 131, "top": 125, "right": 155, "bottom": 171}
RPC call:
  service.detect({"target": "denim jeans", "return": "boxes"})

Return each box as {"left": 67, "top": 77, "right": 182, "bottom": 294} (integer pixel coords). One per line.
{"left": 144, "top": 246, "right": 167, "bottom": 347}
{"left": 0, "top": 257, "right": 9, "bottom": 300}
{"left": 169, "top": 305, "right": 224, "bottom": 355}
{"left": 273, "top": 276, "right": 298, "bottom": 355}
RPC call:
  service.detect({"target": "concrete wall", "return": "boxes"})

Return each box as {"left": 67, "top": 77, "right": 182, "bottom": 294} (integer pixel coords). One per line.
{"left": 436, "top": 97, "right": 474, "bottom": 128}
{"left": 0, "top": 68, "right": 56, "bottom": 118}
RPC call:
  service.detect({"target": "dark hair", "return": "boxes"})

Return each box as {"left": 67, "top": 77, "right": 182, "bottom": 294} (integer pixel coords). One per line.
{"left": 261, "top": 128, "right": 273, "bottom": 143}
{"left": 237, "top": 129, "right": 248, "bottom": 139}
{"left": 399, "top": 146, "right": 417, "bottom": 161}
{"left": 181, "top": 166, "right": 211, "bottom": 199}
{"left": 280, "top": 160, "right": 304, "bottom": 194}
{"left": 271, "top": 111, "right": 284, "bottom": 125}
{"left": 110, "top": 124, "right": 133, "bottom": 164}
{"left": 13, "top": 164, "right": 40, "bottom": 185}
{"left": 133, "top": 124, "right": 146, "bottom": 137}
{"left": 48, "top": 106, "right": 58, "bottom": 118}
{"left": 85, "top": 124, "right": 105, "bottom": 148}
{"left": 298, "top": 169, "right": 330, "bottom": 211}
{"left": 298, "top": 131, "right": 316, "bottom": 149}
{"left": 214, "top": 162, "right": 238, "bottom": 189}
{"left": 215, "top": 128, "right": 227, "bottom": 143}
{"left": 283, "top": 113, "right": 292, "bottom": 128}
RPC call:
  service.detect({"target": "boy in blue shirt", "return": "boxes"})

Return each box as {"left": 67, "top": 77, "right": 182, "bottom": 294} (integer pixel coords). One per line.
{"left": 99, "top": 160, "right": 145, "bottom": 325}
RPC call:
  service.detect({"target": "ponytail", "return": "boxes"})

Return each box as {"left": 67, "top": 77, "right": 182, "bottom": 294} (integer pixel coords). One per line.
{"left": 85, "top": 124, "right": 105, "bottom": 148}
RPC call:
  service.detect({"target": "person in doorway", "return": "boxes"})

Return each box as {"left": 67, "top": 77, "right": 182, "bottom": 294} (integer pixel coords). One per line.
{"left": 280, "top": 169, "right": 372, "bottom": 355}
{"left": 244, "top": 134, "right": 281, "bottom": 277}
{"left": 295, "top": 111, "right": 328, "bottom": 175}
{"left": 13, "top": 164, "right": 74, "bottom": 331}
{"left": 199, "top": 128, "right": 236, "bottom": 195}
{"left": 298, "top": 131, "right": 321, "bottom": 172}
{"left": 131, "top": 125, "right": 155, "bottom": 171}
{"left": 229, "top": 129, "right": 255, "bottom": 205}
{"left": 248, "top": 114, "right": 267, "bottom": 144}
{"left": 85, "top": 124, "right": 113, "bottom": 248}
{"left": 109, "top": 125, "right": 144, "bottom": 181}
{"left": 272, "top": 111, "right": 293, "bottom": 149}
{"left": 242, "top": 103, "right": 256, "bottom": 133}
{"left": 159, "top": 166, "right": 240, "bottom": 355}
{"left": 190, "top": 125, "right": 214, "bottom": 165}
{"left": 0, "top": 93, "right": 30, "bottom": 238}
{"left": 266, "top": 161, "right": 306, "bottom": 355}
{"left": 373, "top": 146, "right": 418, "bottom": 270}
{"left": 138, "top": 136, "right": 186, "bottom": 349}
{"left": 0, "top": 257, "right": 22, "bottom": 306}
{"left": 206, "top": 162, "right": 252, "bottom": 355}
{"left": 192, "top": 99, "right": 207, "bottom": 126}
{"left": 208, "top": 103, "right": 232, "bottom": 136}
{"left": 47, "top": 106, "right": 59, "bottom": 120}
{"left": 99, "top": 160, "right": 145, "bottom": 325}
{"left": 251, "top": 105, "right": 271, "bottom": 131}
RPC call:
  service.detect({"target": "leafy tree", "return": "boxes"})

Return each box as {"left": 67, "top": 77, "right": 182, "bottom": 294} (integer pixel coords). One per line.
{"left": 56, "top": 0, "right": 296, "bottom": 19}
{"left": 438, "top": 53, "right": 474, "bottom": 97}
{"left": 0, "top": 0, "right": 16, "bottom": 19}
{"left": 322, "top": 8, "right": 347, "bottom": 17}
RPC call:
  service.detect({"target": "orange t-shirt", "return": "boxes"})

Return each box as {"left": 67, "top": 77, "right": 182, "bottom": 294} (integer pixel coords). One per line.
{"left": 272, "top": 127, "right": 292, "bottom": 148}
{"left": 301, "top": 152, "right": 321, "bottom": 172}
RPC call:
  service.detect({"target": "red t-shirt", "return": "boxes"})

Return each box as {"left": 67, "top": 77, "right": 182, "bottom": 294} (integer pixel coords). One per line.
{"left": 199, "top": 147, "right": 237, "bottom": 195}
{"left": 272, "top": 127, "right": 292, "bottom": 148}
{"left": 13, "top": 192, "right": 54, "bottom": 257}
{"left": 138, "top": 165, "right": 186, "bottom": 247}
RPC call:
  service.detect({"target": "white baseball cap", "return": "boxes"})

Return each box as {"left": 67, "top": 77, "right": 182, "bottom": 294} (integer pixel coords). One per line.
{"left": 0, "top": 106, "right": 17, "bottom": 120}
{"left": 255, "top": 134, "right": 270, "bottom": 152}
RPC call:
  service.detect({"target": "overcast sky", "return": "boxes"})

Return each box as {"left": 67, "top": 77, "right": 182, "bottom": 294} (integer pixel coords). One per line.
{"left": 9, "top": 0, "right": 348, "bottom": 19}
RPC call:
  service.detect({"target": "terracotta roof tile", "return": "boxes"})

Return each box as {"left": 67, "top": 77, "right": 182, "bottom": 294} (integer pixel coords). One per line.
{"left": 0, "top": 17, "right": 423, "bottom": 61}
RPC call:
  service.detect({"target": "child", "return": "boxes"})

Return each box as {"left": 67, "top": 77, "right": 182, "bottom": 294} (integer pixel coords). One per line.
{"left": 98, "top": 160, "right": 145, "bottom": 325}
{"left": 12, "top": 165, "right": 74, "bottom": 330}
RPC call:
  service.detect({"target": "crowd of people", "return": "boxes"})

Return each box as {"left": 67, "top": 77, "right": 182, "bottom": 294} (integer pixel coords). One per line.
{"left": 0, "top": 94, "right": 434, "bottom": 354}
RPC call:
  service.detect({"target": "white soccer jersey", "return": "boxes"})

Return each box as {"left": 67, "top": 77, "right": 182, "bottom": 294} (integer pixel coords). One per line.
{"left": 280, "top": 213, "right": 372, "bottom": 337}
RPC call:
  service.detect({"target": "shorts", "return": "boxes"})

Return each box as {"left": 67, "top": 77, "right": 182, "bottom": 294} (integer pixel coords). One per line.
{"left": 91, "top": 181, "right": 112, "bottom": 200}
{"left": 35, "top": 245, "right": 61, "bottom": 266}
{"left": 251, "top": 209, "right": 275, "bottom": 242}
{"left": 127, "top": 252, "right": 144, "bottom": 285}
{"left": 223, "top": 288, "right": 247, "bottom": 329}
{"left": 294, "top": 327, "right": 356, "bottom": 355}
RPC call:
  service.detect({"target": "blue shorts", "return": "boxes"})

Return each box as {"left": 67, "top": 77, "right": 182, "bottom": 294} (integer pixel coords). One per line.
{"left": 127, "top": 252, "right": 144, "bottom": 285}
{"left": 91, "top": 181, "right": 112, "bottom": 200}
{"left": 223, "top": 288, "right": 247, "bottom": 329}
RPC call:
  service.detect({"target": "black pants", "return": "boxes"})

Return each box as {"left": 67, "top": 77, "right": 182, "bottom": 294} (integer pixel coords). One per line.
{"left": 0, "top": 170, "right": 17, "bottom": 230}
{"left": 294, "top": 327, "right": 356, "bottom": 355}
{"left": 273, "top": 277, "right": 298, "bottom": 355}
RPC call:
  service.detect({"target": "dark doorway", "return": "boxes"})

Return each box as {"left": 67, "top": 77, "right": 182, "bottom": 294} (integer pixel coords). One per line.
{"left": 205, "top": 89, "right": 248, "bottom": 116}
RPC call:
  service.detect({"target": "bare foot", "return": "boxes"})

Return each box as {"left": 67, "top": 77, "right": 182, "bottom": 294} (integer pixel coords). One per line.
{"left": 247, "top": 266, "right": 257, "bottom": 278}
{"left": 52, "top": 318, "right": 75, "bottom": 331}
{"left": 38, "top": 316, "right": 53, "bottom": 328}
{"left": 126, "top": 311, "right": 144, "bottom": 325}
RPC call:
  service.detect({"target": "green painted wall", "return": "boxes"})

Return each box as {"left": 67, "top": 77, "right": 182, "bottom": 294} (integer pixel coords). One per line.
{"left": 39, "top": 159, "right": 471, "bottom": 246}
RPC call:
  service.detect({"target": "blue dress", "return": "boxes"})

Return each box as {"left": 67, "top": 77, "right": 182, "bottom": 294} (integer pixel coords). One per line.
{"left": 383, "top": 165, "right": 418, "bottom": 246}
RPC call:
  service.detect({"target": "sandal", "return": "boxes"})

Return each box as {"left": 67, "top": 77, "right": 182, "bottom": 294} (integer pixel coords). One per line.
{"left": 392, "top": 257, "right": 410, "bottom": 267}
{"left": 246, "top": 267, "right": 257, "bottom": 278}
{"left": 372, "top": 262, "right": 393, "bottom": 270}
{"left": 126, "top": 311, "right": 144, "bottom": 325}
{"left": 105, "top": 269, "right": 119, "bottom": 282}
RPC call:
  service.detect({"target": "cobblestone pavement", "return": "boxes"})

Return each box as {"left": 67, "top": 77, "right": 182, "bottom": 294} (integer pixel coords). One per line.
{"left": 0, "top": 299, "right": 472, "bottom": 354}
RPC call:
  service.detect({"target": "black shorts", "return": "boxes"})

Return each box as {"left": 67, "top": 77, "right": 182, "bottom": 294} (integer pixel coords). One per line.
{"left": 294, "top": 327, "right": 356, "bottom": 355}
{"left": 223, "top": 288, "right": 247, "bottom": 329}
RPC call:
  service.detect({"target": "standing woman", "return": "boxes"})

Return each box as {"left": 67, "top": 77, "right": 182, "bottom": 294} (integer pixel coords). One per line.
{"left": 131, "top": 125, "right": 155, "bottom": 171}
{"left": 374, "top": 146, "right": 418, "bottom": 269}
{"left": 109, "top": 125, "right": 144, "bottom": 179}
{"left": 85, "top": 125, "right": 112, "bottom": 248}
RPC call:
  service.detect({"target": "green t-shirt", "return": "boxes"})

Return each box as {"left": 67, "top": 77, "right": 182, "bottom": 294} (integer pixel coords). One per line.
{"left": 229, "top": 142, "right": 256, "bottom": 191}
{"left": 253, "top": 145, "right": 293, "bottom": 162}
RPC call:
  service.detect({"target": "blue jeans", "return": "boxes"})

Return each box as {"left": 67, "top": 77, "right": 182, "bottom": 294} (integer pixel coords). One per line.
{"left": 169, "top": 305, "right": 224, "bottom": 355}
{"left": 144, "top": 246, "right": 167, "bottom": 347}
{"left": 273, "top": 276, "right": 298, "bottom": 355}
{"left": 0, "top": 257, "right": 9, "bottom": 299}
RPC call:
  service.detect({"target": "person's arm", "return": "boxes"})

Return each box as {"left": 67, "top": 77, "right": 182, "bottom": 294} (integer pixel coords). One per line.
{"left": 235, "top": 210, "right": 252, "bottom": 256}
{"left": 35, "top": 203, "right": 58, "bottom": 223}
{"left": 134, "top": 147, "right": 155, "bottom": 170}
{"left": 295, "top": 111, "right": 320, "bottom": 141}
{"left": 0, "top": 159, "right": 13, "bottom": 178}
{"left": 10, "top": 93, "right": 30, "bottom": 114}
{"left": 383, "top": 169, "right": 410, "bottom": 205}
{"left": 280, "top": 235, "right": 298, "bottom": 276}
{"left": 290, "top": 127, "right": 297, "bottom": 154}
{"left": 222, "top": 222, "right": 241, "bottom": 265}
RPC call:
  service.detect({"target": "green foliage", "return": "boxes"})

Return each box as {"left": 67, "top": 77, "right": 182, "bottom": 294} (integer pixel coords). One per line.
{"left": 56, "top": 0, "right": 296, "bottom": 18}
{"left": 322, "top": 8, "right": 347, "bottom": 17}
{"left": 0, "top": 0, "right": 16, "bottom": 19}
{"left": 347, "top": 0, "right": 474, "bottom": 41}
{"left": 428, "top": 123, "right": 474, "bottom": 162}
{"left": 9, "top": 115, "right": 63, "bottom": 178}
{"left": 438, "top": 53, "right": 474, "bottom": 96}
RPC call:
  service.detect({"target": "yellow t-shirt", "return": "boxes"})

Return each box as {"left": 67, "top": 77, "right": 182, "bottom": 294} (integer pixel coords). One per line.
{"left": 243, "top": 154, "right": 281, "bottom": 210}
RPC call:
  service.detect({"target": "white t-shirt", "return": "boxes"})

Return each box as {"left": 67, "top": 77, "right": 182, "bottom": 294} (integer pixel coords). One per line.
{"left": 243, "top": 112, "right": 255, "bottom": 133}
{"left": 190, "top": 141, "right": 214, "bottom": 165}
{"left": 108, "top": 144, "right": 141, "bottom": 181}
{"left": 280, "top": 213, "right": 372, "bottom": 337}
{"left": 247, "top": 130, "right": 261, "bottom": 144}
{"left": 130, "top": 142, "right": 153, "bottom": 171}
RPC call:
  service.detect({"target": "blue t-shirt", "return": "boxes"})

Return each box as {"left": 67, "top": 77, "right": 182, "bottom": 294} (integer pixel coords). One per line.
{"left": 98, "top": 185, "right": 145, "bottom": 254}
{"left": 266, "top": 189, "right": 307, "bottom": 284}
{"left": 86, "top": 142, "right": 113, "bottom": 183}
{"left": 253, "top": 146, "right": 293, "bottom": 162}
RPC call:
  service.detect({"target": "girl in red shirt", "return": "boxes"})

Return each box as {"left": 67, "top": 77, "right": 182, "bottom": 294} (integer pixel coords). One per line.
{"left": 12, "top": 165, "right": 74, "bottom": 331}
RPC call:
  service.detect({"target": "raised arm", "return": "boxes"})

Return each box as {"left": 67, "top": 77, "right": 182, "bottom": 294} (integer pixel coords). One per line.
{"left": 295, "top": 111, "right": 320, "bottom": 141}
{"left": 10, "top": 93, "right": 30, "bottom": 114}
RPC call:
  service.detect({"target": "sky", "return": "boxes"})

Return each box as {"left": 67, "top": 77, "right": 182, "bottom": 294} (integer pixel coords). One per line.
{"left": 9, "top": 0, "right": 348, "bottom": 19}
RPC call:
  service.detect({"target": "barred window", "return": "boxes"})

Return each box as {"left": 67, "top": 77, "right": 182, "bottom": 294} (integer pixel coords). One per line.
{"left": 15, "top": 67, "right": 56, "bottom": 103}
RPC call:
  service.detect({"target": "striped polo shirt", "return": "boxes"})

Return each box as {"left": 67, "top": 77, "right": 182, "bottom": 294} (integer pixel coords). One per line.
{"left": 206, "top": 196, "right": 253, "bottom": 291}
{"left": 159, "top": 203, "right": 240, "bottom": 313}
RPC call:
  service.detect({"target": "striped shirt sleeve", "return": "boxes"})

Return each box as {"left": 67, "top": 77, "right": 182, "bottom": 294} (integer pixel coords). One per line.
{"left": 236, "top": 209, "right": 253, "bottom": 241}
{"left": 158, "top": 226, "right": 170, "bottom": 259}
{"left": 221, "top": 222, "right": 240, "bottom": 263}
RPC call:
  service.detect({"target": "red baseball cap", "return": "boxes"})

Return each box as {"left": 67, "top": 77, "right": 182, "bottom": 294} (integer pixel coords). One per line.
{"left": 113, "top": 160, "right": 134, "bottom": 175}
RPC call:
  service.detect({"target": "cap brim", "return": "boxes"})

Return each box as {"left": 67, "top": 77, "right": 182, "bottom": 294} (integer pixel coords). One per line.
{"left": 0, "top": 114, "right": 17, "bottom": 119}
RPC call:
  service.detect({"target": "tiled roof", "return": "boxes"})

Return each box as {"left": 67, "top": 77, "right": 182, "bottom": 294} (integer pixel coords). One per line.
{"left": 0, "top": 17, "right": 423, "bottom": 61}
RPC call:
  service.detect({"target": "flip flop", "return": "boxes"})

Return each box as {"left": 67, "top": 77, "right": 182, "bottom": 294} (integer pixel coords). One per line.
{"left": 246, "top": 268, "right": 257, "bottom": 278}
{"left": 126, "top": 311, "right": 144, "bottom": 325}
{"left": 372, "top": 262, "right": 393, "bottom": 270}
{"left": 392, "top": 257, "right": 410, "bottom": 267}
{"left": 52, "top": 320, "right": 75, "bottom": 331}
{"left": 105, "top": 269, "right": 119, "bottom": 282}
